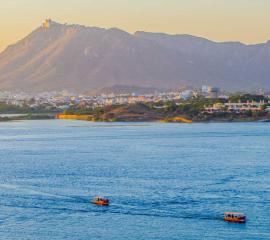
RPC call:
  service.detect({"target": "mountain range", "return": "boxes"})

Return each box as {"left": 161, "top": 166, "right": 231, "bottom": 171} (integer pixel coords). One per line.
{"left": 0, "top": 19, "right": 269, "bottom": 93}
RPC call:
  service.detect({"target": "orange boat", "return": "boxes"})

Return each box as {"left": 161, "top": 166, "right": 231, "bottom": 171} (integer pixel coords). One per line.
{"left": 224, "top": 212, "right": 246, "bottom": 223}
{"left": 92, "top": 197, "right": 110, "bottom": 206}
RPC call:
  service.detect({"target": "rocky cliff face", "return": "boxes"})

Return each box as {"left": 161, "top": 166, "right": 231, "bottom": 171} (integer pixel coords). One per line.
{"left": 0, "top": 20, "right": 269, "bottom": 92}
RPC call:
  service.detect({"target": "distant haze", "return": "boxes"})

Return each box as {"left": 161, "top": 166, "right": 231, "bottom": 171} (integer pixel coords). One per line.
{"left": 1, "top": 0, "right": 270, "bottom": 52}
{"left": 0, "top": 20, "right": 269, "bottom": 93}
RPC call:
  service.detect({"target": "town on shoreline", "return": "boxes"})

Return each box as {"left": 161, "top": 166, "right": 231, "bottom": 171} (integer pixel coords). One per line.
{"left": 1, "top": 86, "right": 270, "bottom": 123}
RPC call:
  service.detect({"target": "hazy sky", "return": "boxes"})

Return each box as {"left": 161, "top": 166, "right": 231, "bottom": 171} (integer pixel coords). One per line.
{"left": 0, "top": 0, "right": 270, "bottom": 51}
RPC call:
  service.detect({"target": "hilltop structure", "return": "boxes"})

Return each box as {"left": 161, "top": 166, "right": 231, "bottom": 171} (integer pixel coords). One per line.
{"left": 42, "top": 19, "right": 51, "bottom": 29}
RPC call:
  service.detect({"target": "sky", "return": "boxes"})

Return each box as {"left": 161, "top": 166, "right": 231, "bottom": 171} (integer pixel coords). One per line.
{"left": 0, "top": 0, "right": 270, "bottom": 51}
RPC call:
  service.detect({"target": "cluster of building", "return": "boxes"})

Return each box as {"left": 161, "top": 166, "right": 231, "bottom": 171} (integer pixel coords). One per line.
{"left": 204, "top": 101, "right": 270, "bottom": 114}
{"left": 1, "top": 85, "right": 270, "bottom": 114}
{"left": 0, "top": 89, "right": 201, "bottom": 109}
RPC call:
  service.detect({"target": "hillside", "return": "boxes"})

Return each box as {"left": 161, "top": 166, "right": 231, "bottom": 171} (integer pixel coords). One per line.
{"left": 0, "top": 19, "right": 270, "bottom": 92}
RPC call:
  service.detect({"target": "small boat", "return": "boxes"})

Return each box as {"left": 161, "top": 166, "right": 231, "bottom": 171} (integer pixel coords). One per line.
{"left": 92, "top": 196, "right": 110, "bottom": 206}
{"left": 224, "top": 212, "right": 246, "bottom": 223}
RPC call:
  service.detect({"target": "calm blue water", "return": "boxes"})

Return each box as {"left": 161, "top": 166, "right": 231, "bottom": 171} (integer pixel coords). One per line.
{"left": 0, "top": 120, "right": 269, "bottom": 240}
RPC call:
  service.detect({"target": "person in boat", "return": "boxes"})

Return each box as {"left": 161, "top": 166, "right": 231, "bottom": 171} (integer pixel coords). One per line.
{"left": 92, "top": 196, "right": 110, "bottom": 206}
{"left": 224, "top": 212, "right": 246, "bottom": 223}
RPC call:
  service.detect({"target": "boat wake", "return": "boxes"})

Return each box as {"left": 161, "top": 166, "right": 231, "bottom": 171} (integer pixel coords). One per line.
{"left": 0, "top": 188, "right": 222, "bottom": 222}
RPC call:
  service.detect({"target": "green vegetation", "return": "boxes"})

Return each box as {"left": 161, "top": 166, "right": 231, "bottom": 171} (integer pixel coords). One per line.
{"left": 229, "top": 94, "right": 268, "bottom": 103}
{"left": 0, "top": 102, "right": 58, "bottom": 122}
{"left": 0, "top": 114, "right": 55, "bottom": 122}
{"left": 0, "top": 102, "right": 60, "bottom": 114}
{"left": 1, "top": 94, "right": 270, "bottom": 123}
{"left": 63, "top": 106, "right": 105, "bottom": 116}
{"left": 63, "top": 95, "right": 270, "bottom": 122}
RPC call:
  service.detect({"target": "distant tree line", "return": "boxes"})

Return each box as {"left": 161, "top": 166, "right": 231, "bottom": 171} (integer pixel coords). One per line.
{"left": 229, "top": 94, "right": 268, "bottom": 103}
{"left": 0, "top": 102, "right": 60, "bottom": 114}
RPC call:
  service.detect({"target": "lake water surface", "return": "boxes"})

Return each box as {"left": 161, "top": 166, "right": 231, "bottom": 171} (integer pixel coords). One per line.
{"left": 0, "top": 120, "right": 269, "bottom": 240}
